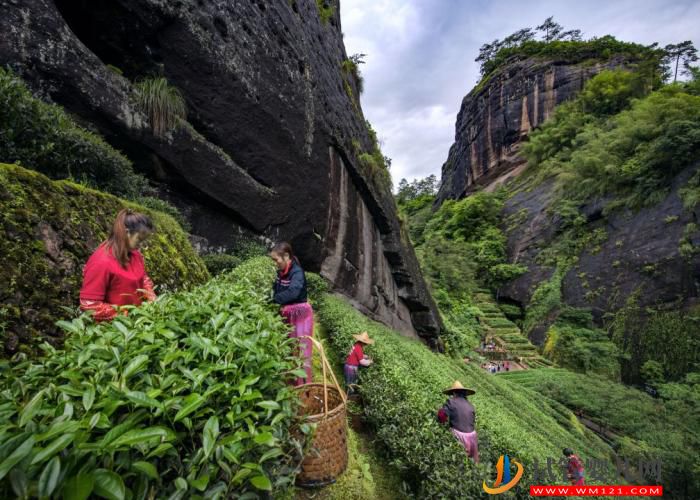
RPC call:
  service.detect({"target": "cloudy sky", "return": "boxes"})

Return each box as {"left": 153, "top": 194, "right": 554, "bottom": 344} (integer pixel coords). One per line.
{"left": 339, "top": 0, "right": 700, "bottom": 186}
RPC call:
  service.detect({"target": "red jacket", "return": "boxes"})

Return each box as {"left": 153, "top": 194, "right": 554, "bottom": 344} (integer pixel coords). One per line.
{"left": 79, "top": 245, "right": 155, "bottom": 320}
{"left": 345, "top": 342, "right": 365, "bottom": 366}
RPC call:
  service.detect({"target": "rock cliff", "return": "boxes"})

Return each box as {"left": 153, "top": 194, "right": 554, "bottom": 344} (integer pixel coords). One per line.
{"left": 0, "top": 0, "right": 442, "bottom": 341}
{"left": 436, "top": 57, "right": 629, "bottom": 204}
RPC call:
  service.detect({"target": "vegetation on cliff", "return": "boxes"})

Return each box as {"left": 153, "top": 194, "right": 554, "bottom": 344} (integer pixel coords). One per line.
{"left": 0, "top": 68, "right": 147, "bottom": 199}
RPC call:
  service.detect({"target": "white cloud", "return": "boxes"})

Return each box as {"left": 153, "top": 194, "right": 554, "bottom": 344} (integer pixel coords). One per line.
{"left": 340, "top": 0, "right": 700, "bottom": 186}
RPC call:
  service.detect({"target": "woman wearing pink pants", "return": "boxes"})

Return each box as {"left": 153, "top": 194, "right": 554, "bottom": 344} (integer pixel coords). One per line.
{"left": 270, "top": 241, "right": 313, "bottom": 386}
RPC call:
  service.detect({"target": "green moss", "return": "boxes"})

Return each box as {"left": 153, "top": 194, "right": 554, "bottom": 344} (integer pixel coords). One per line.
{"left": 0, "top": 163, "right": 209, "bottom": 353}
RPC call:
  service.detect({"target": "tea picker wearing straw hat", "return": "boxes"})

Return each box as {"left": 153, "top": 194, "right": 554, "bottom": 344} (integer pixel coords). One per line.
{"left": 344, "top": 331, "right": 374, "bottom": 395}
{"left": 437, "top": 381, "right": 479, "bottom": 463}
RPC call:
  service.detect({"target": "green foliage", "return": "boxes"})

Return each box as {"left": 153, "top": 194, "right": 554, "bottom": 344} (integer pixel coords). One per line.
{"left": 680, "top": 222, "right": 700, "bottom": 259}
{"left": 133, "top": 77, "right": 187, "bottom": 138}
{"left": 315, "top": 0, "right": 335, "bottom": 24}
{"left": 480, "top": 35, "right": 662, "bottom": 84}
{"left": 0, "top": 67, "right": 147, "bottom": 199}
{"left": 0, "top": 163, "right": 209, "bottom": 353}
{"left": 202, "top": 240, "right": 267, "bottom": 277}
{"left": 316, "top": 294, "right": 611, "bottom": 498}
{"left": 417, "top": 191, "right": 527, "bottom": 293}
{"left": 438, "top": 296, "right": 483, "bottom": 358}
{"left": 543, "top": 321, "right": 621, "bottom": 379}
{"left": 202, "top": 254, "right": 241, "bottom": 276}
{"left": 679, "top": 170, "right": 700, "bottom": 210}
{"left": 640, "top": 360, "right": 664, "bottom": 387}
{"left": 502, "top": 368, "right": 700, "bottom": 497}
{"left": 305, "top": 272, "right": 329, "bottom": 304}
{"left": 356, "top": 121, "right": 393, "bottom": 192}
{"left": 524, "top": 76, "right": 700, "bottom": 211}
{"left": 522, "top": 269, "right": 563, "bottom": 336}
{"left": 0, "top": 257, "right": 304, "bottom": 499}
{"left": 136, "top": 196, "right": 190, "bottom": 232}
{"left": 576, "top": 69, "right": 648, "bottom": 115}
{"left": 609, "top": 291, "right": 700, "bottom": 383}
{"left": 341, "top": 54, "right": 365, "bottom": 96}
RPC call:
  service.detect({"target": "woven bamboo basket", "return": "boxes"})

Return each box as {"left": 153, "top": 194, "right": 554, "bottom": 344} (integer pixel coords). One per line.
{"left": 294, "top": 337, "right": 348, "bottom": 487}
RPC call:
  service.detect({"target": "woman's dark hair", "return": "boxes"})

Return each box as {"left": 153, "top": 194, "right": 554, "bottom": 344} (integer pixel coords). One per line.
{"left": 270, "top": 241, "right": 299, "bottom": 264}
{"left": 563, "top": 447, "right": 574, "bottom": 457}
{"left": 103, "top": 209, "right": 154, "bottom": 268}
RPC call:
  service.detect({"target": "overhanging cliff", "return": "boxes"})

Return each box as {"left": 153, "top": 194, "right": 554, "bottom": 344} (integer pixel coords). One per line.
{"left": 0, "top": 0, "right": 442, "bottom": 342}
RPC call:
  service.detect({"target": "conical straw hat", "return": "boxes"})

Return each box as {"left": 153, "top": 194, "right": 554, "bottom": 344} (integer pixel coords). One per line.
{"left": 352, "top": 331, "right": 375, "bottom": 345}
{"left": 443, "top": 380, "right": 475, "bottom": 395}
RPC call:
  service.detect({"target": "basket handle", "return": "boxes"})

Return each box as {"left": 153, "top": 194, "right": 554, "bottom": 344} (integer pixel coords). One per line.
{"left": 307, "top": 336, "right": 346, "bottom": 415}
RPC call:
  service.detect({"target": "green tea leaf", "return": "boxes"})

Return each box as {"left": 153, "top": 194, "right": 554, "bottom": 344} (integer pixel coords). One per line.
{"left": 189, "top": 474, "right": 210, "bottom": 492}
{"left": 0, "top": 435, "right": 34, "bottom": 480}
{"left": 256, "top": 400, "right": 280, "bottom": 411}
{"left": 122, "top": 354, "right": 149, "bottom": 380}
{"left": 253, "top": 432, "right": 275, "bottom": 446}
{"left": 112, "top": 426, "right": 174, "bottom": 447}
{"left": 63, "top": 473, "right": 94, "bottom": 500}
{"left": 83, "top": 385, "right": 96, "bottom": 412}
{"left": 175, "top": 477, "right": 188, "bottom": 490}
{"left": 38, "top": 456, "right": 61, "bottom": 497}
{"left": 36, "top": 419, "right": 80, "bottom": 442}
{"left": 94, "top": 469, "right": 125, "bottom": 500}
{"left": 258, "top": 447, "right": 283, "bottom": 463}
{"left": 125, "top": 391, "right": 163, "bottom": 409}
{"left": 19, "top": 389, "right": 45, "bottom": 427}
{"left": 9, "top": 467, "right": 28, "bottom": 499}
{"left": 250, "top": 474, "right": 272, "bottom": 491}
{"left": 132, "top": 461, "right": 158, "bottom": 480}
{"left": 202, "top": 416, "right": 219, "bottom": 458}
{"left": 174, "top": 393, "right": 205, "bottom": 422}
{"left": 56, "top": 320, "right": 81, "bottom": 335}
{"left": 31, "top": 433, "right": 74, "bottom": 464}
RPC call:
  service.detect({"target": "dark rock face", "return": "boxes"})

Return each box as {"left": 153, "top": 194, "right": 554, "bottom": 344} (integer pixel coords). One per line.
{"left": 436, "top": 57, "right": 629, "bottom": 204}
{"left": 0, "top": 0, "right": 442, "bottom": 340}
{"left": 500, "top": 163, "right": 700, "bottom": 341}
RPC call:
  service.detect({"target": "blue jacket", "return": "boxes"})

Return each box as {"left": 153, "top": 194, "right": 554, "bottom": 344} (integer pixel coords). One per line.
{"left": 273, "top": 260, "right": 308, "bottom": 305}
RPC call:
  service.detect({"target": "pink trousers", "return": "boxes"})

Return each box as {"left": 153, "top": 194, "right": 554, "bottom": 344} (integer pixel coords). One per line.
{"left": 451, "top": 428, "right": 479, "bottom": 463}
{"left": 281, "top": 302, "right": 314, "bottom": 386}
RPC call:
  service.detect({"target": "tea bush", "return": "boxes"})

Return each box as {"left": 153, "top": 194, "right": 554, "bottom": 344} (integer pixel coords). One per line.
{"left": 0, "top": 257, "right": 304, "bottom": 499}
{"left": 316, "top": 294, "right": 612, "bottom": 499}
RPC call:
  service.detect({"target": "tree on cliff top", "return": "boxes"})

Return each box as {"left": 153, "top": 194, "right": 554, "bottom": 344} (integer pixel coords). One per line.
{"left": 663, "top": 41, "right": 699, "bottom": 82}
{"left": 476, "top": 17, "right": 584, "bottom": 75}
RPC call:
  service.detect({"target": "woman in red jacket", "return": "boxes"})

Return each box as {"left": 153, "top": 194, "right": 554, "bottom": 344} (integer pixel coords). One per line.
{"left": 79, "top": 209, "right": 156, "bottom": 321}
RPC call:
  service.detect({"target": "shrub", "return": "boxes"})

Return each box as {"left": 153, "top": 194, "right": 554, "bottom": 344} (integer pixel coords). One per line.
{"left": 136, "top": 196, "right": 190, "bottom": 232}
{"left": 305, "top": 272, "right": 329, "bottom": 304}
{"left": 133, "top": 77, "right": 187, "bottom": 138}
{"left": 0, "top": 67, "right": 147, "bottom": 199}
{"left": 0, "top": 257, "right": 304, "bottom": 499}
{"left": 202, "top": 253, "right": 242, "bottom": 276}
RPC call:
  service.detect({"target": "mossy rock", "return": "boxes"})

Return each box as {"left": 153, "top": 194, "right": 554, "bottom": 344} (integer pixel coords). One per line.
{"left": 0, "top": 163, "right": 209, "bottom": 354}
